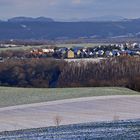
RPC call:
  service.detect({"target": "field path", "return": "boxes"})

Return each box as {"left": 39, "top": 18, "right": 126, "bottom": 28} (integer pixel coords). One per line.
{"left": 0, "top": 95, "right": 140, "bottom": 132}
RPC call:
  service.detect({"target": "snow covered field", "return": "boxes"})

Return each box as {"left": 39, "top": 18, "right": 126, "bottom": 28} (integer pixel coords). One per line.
{"left": 0, "top": 119, "right": 140, "bottom": 139}
{"left": 0, "top": 95, "right": 140, "bottom": 132}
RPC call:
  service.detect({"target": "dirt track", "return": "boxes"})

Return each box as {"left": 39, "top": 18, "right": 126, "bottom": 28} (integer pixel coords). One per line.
{"left": 0, "top": 95, "right": 140, "bottom": 132}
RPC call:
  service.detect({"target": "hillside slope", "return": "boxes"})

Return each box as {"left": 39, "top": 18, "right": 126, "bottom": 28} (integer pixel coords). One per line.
{"left": 0, "top": 19, "right": 140, "bottom": 40}
{"left": 0, "top": 87, "right": 139, "bottom": 107}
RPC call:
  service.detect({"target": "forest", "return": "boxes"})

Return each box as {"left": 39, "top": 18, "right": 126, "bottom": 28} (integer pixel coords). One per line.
{"left": 0, "top": 56, "right": 140, "bottom": 91}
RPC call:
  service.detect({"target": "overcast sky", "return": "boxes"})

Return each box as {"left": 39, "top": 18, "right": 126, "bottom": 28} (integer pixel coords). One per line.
{"left": 0, "top": 0, "right": 140, "bottom": 20}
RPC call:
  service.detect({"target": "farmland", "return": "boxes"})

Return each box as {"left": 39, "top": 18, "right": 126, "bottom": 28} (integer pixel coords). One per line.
{"left": 0, "top": 95, "right": 140, "bottom": 132}
{"left": 0, "top": 43, "right": 107, "bottom": 51}
{"left": 0, "top": 45, "right": 42, "bottom": 51}
{"left": 57, "top": 43, "right": 108, "bottom": 48}
{"left": 0, "top": 119, "right": 140, "bottom": 139}
{"left": 0, "top": 87, "right": 139, "bottom": 108}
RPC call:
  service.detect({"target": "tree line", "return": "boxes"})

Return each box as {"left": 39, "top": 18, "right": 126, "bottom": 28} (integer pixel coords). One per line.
{"left": 0, "top": 56, "right": 140, "bottom": 91}
{"left": 0, "top": 59, "right": 66, "bottom": 88}
{"left": 58, "top": 56, "right": 140, "bottom": 91}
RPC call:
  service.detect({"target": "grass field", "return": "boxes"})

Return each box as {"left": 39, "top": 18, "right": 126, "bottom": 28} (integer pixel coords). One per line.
{"left": 0, "top": 45, "right": 44, "bottom": 51}
{"left": 0, "top": 87, "right": 139, "bottom": 108}
{"left": 0, "top": 43, "right": 108, "bottom": 51}
{"left": 57, "top": 43, "right": 108, "bottom": 48}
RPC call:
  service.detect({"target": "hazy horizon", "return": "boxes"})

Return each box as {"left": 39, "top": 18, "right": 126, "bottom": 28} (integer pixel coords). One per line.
{"left": 0, "top": 0, "right": 140, "bottom": 20}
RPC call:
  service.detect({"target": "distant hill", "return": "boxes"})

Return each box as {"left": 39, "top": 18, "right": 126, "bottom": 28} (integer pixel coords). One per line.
{"left": 56, "top": 15, "right": 128, "bottom": 22}
{"left": 8, "top": 17, "right": 54, "bottom": 22}
{"left": 0, "top": 17, "right": 140, "bottom": 40}
{"left": 83, "top": 15, "right": 128, "bottom": 22}
{"left": 62, "top": 15, "right": 128, "bottom": 22}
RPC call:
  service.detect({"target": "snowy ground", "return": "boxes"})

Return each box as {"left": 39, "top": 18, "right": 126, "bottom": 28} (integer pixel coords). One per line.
{"left": 0, "top": 119, "right": 140, "bottom": 140}
{"left": 0, "top": 95, "right": 140, "bottom": 132}
{"left": 64, "top": 58, "right": 105, "bottom": 63}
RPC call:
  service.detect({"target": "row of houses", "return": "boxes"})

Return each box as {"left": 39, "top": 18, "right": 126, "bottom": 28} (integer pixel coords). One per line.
{"left": 30, "top": 43, "right": 140, "bottom": 59}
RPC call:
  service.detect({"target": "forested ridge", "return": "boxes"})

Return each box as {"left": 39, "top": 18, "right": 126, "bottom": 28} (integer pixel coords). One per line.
{"left": 1, "top": 19, "right": 140, "bottom": 40}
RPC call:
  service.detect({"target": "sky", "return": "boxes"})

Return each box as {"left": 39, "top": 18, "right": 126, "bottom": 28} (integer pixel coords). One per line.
{"left": 0, "top": 0, "right": 140, "bottom": 20}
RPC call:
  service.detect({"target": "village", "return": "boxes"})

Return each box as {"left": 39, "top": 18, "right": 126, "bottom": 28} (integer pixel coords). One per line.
{"left": 30, "top": 43, "right": 140, "bottom": 59}
{"left": 0, "top": 42, "right": 140, "bottom": 61}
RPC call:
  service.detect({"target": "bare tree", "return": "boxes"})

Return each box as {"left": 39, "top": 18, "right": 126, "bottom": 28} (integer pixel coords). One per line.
{"left": 54, "top": 115, "right": 62, "bottom": 127}
{"left": 113, "top": 114, "right": 120, "bottom": 121}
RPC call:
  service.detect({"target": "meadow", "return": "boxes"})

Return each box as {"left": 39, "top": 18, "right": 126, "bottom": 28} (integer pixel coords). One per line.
{"left": 0, "top": 86, "right": 139, "bottom": 107}
{"left": 0, "top": 43, "right": 108, "bottom": 51}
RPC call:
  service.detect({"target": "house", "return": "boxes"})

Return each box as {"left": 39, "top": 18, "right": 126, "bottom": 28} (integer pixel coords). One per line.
{"left": 67, "top": 50, "right": 75, "bottom": 59}
{"left": 59, "top": 47, "right": 68, "bottom": 58}
{"left": 112, "top": 50, "right": 121, "bottom": 56}
{"left": 59, "top": 47, "right": 67, "bottom": 53}
{"left": 135, "top": 51, "right": 140, "bottom": 55}
{"left": 126, "top": 50, "right": 133, "bottom": 56}
{"left": 82, "top": 48, "right": 87, "bottom": 52}
{"left": 105, "top": 51, "right": 113, "bottom": 57}
{"left": 98, "top": 50, "right": 104, "bottom": 57}
{"left": 70, "top": 46, "right": 84, "bottom": 58}
{"left": 120, "top": 50, "right": 133, "bottom": 56}
{"left": 42, "top": 48, "right": 54, "bottom": 53}
{"left": 30, "top": 49, "right": 40, "bottom": 57}
{"left": 74, "top": 49, "right": 82, "bottom": 58}
{"left": 72, "top": 47, "right": 83, "bottom": 58}
{"left": 89, "top": 52, "right": 93, "bottom": 57}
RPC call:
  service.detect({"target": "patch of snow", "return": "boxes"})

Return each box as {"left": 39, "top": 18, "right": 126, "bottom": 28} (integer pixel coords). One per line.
{"left": 21, "top": 24, "right": 27, "bottom": 28}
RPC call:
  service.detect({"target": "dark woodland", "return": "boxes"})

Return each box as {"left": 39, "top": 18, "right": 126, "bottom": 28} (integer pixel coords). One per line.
{"left": 0, "top": 56, "right": 140, "bottom": 91}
